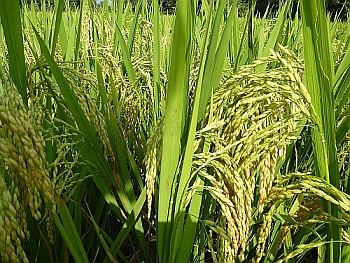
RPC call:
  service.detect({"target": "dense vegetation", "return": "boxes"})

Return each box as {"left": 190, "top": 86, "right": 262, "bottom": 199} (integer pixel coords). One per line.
{"left": 159, "top": 0, "right": 350, "bottom": 17}
{"left": 1, "top": 0, "right": 350, "bottom": 262}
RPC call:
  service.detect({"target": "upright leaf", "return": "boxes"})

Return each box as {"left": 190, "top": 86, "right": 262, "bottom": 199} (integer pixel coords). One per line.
{"left": 300, "top": 1, "right": 341, "bottom": 262}
{"left": 0, "top": 0, "right": 27, "bottom": 106}
{"left": 157, "top": 0, "right": 193, "bottom": 261}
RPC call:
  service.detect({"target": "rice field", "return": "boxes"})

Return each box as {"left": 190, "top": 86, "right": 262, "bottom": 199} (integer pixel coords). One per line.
{"left": 1, "top": 0, "right": 350, "bottom": 262}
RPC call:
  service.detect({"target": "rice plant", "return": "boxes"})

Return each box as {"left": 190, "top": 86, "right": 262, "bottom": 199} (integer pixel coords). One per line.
{"left": 1, "top": 0, "right": 350, "bottom": 262}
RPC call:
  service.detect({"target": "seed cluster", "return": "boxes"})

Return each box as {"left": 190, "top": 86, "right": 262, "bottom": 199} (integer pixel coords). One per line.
{"left": 0, "top": 70, "right": 55, "bottom": 262}
{"left": 62, "top": 67, "right": 114, "bottom": 159}
{"left": 0, "top": 176, "right": 28, "bottom": 263}
{"left": 258, "top": 171, "right": 350, "bottom": 261}
{"left": 144, "top": 118, "right": 163, "bottom": 218}
{"left": 194, "top": 47, "right": 312, "bottom": 262}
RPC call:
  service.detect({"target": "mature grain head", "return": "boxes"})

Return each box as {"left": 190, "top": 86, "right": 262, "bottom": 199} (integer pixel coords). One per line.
{"left": 0, "top": 68, "right": 55, "bottom": 262}
{"left": 193, "top": 47, "right": 312, "bottom": 261}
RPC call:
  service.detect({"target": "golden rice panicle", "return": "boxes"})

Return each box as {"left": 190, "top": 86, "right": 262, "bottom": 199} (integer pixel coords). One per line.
{"left": 1, "top": 70, "right": 54, "bottom": 209}
{"left": 259, "top": 153, "right": 272, "bottom": 213}
{"left": 38, "top": 64, "right": 113, "bottom": 160}
{"left": 193, "top": 148, "right": 249, "bottom": 262}
{"left": 254, "top": 203, "right": 278, "bottom": 263}
{"left": 198, "top": 47, "right": 312, "bottom": 262}
{"left": 81, "top": 1, "right": 93, "bottom": 53}
{"left": 269, "top": 173, "right": 350, "bottom": 225}
{"left": 98, "top": 46, "right": 163, "bottom": 136}
{"left": 144, "top": 118, "right": 163, "bottom": 218}
{"left": 0, "top": 175, "right": 29, "bottom": 263}
{"left": 46, "top": 215, "right": 54, "bottom": 245}
{"left": 50, "top": 137, "right": 87, "bottom": 201}
{"left": 62, "top": 68, "right": 114, "bottom": 159}
{"left": 0, "top": 69, "right": 55, "bottom": 261}
{"left": 258, "top": 147, "right": 279, "bottom": 213}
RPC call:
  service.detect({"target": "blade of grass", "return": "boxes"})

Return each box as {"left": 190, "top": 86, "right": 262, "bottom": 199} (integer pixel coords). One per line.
{"left": 74, "top": 0, "right": 85, "bottom": 67}
{"left": 334, "top": 67, "right": 350, "bottom": 118}
{"left": 113, "top": 22, "right": 136, "bottom": 81}
{"left": 65, "top": 14, "right": 78, "bottom": 61}
{"left": 105, "top": 187, "right": 147, "bottom": 261}
{"left": 58, "top": 11, "right": 68, "bottom": 58}
{"left": 228, "top": 0, "right": 239, "bottom": 67}
{"left": 197, "top": 0, "right": 227, "bottom": 118}
{"left": 0, "top": 0, "right": 28, "bottom": 106}
{"left": 172, "top": 3, "right": 237, "bottom": 262}
{"left": 248, "top": 0, "right": 257, "bottom": 63}
{"left": 152, "top": 0, "right": 161, "bottom": 119}
{"left": 157, "top": 0, "right": 193, "bottom": 261}
{"left": 53, "top": 194, "right": 90, "bottom": 263}
{"left": 50, "top": 0, "right": 65, "bottom": 55}
{"left": 86, "top": 203, "right": 120, "bottom": 263}
{"left": 334, "top": 41, "right": 350, "bottom": 118}
{"left": 261, "top": 0, "right": 291, "bottom": 58}
{"left": 126, "top": 0, "right": 142, "bottom": 55}
{"left": 300, "top": 1, "right": 341, "bottom": 262}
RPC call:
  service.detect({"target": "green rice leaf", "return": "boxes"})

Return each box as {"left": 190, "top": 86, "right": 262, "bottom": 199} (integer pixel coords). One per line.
{"left": 300, "top": 1, "right": 341, "bottom": 261}
{"left": 157, "top": 0, "right": 193, "bottom": 261}
{"left": 54, "top": 195, "right": 90, "bottom": 263}
{"left": 0, "top": 0, "right": 28, "bottom": 106}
